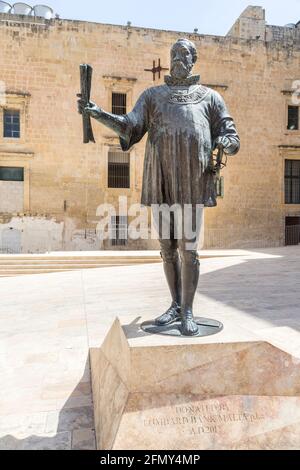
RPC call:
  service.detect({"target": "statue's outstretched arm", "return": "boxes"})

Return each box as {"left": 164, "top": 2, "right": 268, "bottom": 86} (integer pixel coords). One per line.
{"left": 78, "top": 98, "right": 129, "bottom": 139}
{"left": 78, "top": 89, "right": 149, "bottom": 151}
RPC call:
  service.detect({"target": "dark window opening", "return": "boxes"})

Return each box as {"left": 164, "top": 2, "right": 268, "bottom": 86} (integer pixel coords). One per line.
{"left": 112, "top": 92, "right": 127, "bottom": 115}
{"left": 3, "top": 109, "right": 20, "bottom": 138}
{"left": 287, "top": 106, "right": 299, "bottom": 130}
{"left": 108, "top": 151, "right": 130, "bottom": 188}
{"left": 110, "top": 215, "right": 128, "bottom": 246}
{"left": 285, "top": 159, "right": 300, "bottom": 204}
{"left": 285, "top": 216, "right": 300, "bottom": 246}
{"left": 215, "top": 176, "right": 224, "bottom": 198}
{"left": 0, "top": 166, "right": 24, "bottom": 181}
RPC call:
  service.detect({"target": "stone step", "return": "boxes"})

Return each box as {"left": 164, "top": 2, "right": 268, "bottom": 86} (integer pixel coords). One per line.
{"left": 0, "top": 261, "right": 162, "bottom": 276}
{"left": 0, "top": 252, "right": 163, "bottom": 276}
{"left": 0, "top": 250, "right": 234, "bottom": 277}
{"left": 0, "top": 255, "right": 161, "bottom": 260}
{"left": 0, "top": 250, "right": 160, "bottom": 257}
{"left": 0, "top": 267, "right": 125, "bottom": 275}
{"left": 0, "top": 257, "right": 159, "bottom": 261}
{"left": 0, "top": 264, "right": 137, "bottom": 270}
{"left": 0, "top": 259, "right": 160, "bottom": 266}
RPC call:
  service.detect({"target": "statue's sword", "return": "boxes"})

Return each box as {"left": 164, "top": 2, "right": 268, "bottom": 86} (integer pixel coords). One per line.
{"left": 79, "top": 64, "right": 95, "bottom": 144}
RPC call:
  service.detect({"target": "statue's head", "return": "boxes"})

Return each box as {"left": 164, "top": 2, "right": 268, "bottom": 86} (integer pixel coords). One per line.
{"left": 170, "top": 38, "right": 197, "bottom": 80}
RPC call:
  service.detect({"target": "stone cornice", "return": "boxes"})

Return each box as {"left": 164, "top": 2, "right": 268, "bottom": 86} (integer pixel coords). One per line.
{"left": 0, "top": 91, "right": 31, "bottom": 107}
{"left": 0, "top": 150, "right": 34, "bottom": 159}
{"left": 5, "top": 91, "right": 31, "bottom": 98}
{"left": 278, "top": 145, "right": 300, "bottom": 148}
{"left": 102, "top": 75, "right": 137, "bottom": 83}
{"left": 203, "top": 83, "right": 228, "bottom": 91}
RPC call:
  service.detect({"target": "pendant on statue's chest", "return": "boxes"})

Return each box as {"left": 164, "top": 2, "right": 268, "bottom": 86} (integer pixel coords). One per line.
{"left": 168, "top": 86, "right": 208, "bottom": 105}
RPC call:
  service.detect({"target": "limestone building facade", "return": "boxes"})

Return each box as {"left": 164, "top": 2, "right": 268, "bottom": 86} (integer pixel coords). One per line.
{"left": 0, "top": 5, "right": 299, "bottom": 252}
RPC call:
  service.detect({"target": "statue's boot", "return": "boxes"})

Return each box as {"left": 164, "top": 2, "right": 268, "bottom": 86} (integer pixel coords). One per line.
{"left": 180, "top": 250, "right": 200, "bottom": 336}
{"left": 155, "top": 301, "right": 181, "bottom": 326}
{"left": 181, "top": 309, "right": 199, "bottom": 336}
{"left": 155, "top": 251, "right": 181, "bottom": 326}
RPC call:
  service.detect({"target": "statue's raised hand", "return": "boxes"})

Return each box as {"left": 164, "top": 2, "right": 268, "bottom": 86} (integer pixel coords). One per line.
{"left": 77, "top": 94, "right": 101, "bottom": 119}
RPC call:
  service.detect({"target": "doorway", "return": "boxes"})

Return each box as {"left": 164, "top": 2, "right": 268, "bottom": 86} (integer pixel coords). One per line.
{"left": 285, "top": 216, "right": 300, "bottom": 246}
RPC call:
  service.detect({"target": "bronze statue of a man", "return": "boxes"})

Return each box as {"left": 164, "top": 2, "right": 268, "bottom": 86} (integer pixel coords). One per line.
{"left": 78, "top": 38, "right": 240, "bottom": 336}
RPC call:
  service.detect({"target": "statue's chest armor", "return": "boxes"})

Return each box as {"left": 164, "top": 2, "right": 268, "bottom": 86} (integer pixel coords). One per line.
{"left": 150, "top": 86, "right": 211, "bottom": 133}
{"left": 167, "top": 85, "right": 209, "bottom": 105}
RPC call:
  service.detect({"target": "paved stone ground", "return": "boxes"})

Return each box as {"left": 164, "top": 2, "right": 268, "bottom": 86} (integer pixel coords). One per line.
{"left": 0, "top": 246, "right": 299, "bottom": 449}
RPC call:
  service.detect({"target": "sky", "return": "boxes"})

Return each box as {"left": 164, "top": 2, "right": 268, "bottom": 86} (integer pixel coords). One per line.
{"left": 36, "top": 0, "right": 300, "bottom": 35}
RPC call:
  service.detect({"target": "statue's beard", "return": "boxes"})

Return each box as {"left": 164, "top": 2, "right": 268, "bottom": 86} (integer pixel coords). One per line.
{"left": 170, "top": 61, "right": 193, "bottom": 79}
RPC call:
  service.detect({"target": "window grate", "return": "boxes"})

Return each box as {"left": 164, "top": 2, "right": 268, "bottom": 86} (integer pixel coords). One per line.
{"left": 110, "top": 215, "right": 128, "bottom": 246}
{"left": 0, "top": 166, "right": 24, "bottom": 181}
{"left": 215, "top": 176, "right": 224, "bottom": 198}
{"left": 287, "top": 106, "right": 299, "bottom": 130}
{"left": 285, "top": 160, "right": 300, "bottom": 204}
{"left": 108, "top": 151, "right": 130, "bottom": 188}
{"left": 112, "top": 92, "right": 127, "bottom": 115}
{"left": 285, "top": 217, "right": 300, "bottom": 245}
{"left": 3, "top": 109, "right": 20, "bottom": 138}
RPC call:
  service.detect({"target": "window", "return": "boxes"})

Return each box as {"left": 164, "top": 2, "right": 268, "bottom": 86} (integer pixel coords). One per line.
{"left": 110, "top": 215, "right": 128, "bottom": 246}
{"left": 108, "top": 151, "right": 130, "bottom": 188}
{"left": 285, "top": 160, "right": 300, "bottom": 204}
{"left": 0, "top": 167, "right": 24, "bottom": 213}
{"left": 215, "top": 176, "right": 224, "bottom": 198}
{"left": 3, "top": 110, "right": 20, "bottom": 138}
{"left": 0, "top": 166, "right": 24, "bottom": 181}
{"left": 112, "top": 92, "right": 127, "bottom": 115}
{"left": 287, "top": 106, "right": 299, "bottom": 130}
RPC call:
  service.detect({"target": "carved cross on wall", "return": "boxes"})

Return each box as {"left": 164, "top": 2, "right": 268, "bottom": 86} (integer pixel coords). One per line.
{"left": 144, "top": 59, "right": 169, "bottom": 81}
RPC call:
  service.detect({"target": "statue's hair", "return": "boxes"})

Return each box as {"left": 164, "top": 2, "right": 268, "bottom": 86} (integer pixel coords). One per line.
{"left": 172, "top": 38, "right": 198, "bottom": 64}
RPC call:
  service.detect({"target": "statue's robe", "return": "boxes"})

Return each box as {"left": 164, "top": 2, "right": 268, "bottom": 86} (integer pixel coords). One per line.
{"left": 119, "top": 76, "right": 240, "bottom": 207}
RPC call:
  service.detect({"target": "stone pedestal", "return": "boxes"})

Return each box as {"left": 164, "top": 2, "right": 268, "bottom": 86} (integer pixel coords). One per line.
{"left": 90, "top": 318, "right": 300, "bottom": 450}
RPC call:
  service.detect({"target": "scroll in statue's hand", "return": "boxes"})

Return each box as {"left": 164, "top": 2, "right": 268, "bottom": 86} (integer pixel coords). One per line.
{"left": 77, "top": 95, "right": 101, "bottom": 119}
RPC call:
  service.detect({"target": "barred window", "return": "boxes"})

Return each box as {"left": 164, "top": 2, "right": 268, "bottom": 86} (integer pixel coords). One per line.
{"left": 108, "top": 151, "right": 130, "bottom": 188}
{"left": 0, "top": 166, "right": 24, "bottom": 181}
{"left": 285, "top": 216, "right": 300, "bottom": 246}
{"left": 110, "top": 215, "right": 128, "bottom": 246}
{"left": 285, "top": 160, "right": 300, "bottom": 204}
{"left": 112, "top": 92, "right": 127, "bottom": 115}
{"left": 3, "top": 109, "right": 20, "bottom": 138}
{"left": 287, "top": 106, "right": 299, "bottom": 130}
{"left": 215, "top": 176, "right": 224, "bottom": 198}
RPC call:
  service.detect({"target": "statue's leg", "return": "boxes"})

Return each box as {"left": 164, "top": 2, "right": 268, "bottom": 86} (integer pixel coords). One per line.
{"left": 178, "top": 246, "right": 200, "bottom": 335}
{"left": 177, "top": 205, "right": 203, "bottom": 336}
{"left": 154, "top": 238, "right": 181, "bottom": 326}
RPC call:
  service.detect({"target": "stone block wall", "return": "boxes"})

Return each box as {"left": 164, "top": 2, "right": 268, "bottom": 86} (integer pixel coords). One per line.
{"left": 0, "top": 9, "right": 299, "bottom": 251}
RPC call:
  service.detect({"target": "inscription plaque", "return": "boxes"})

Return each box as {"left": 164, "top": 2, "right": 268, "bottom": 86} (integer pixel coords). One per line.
{"left": 113, "top": 394, "right": 300, "bottom": 450}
